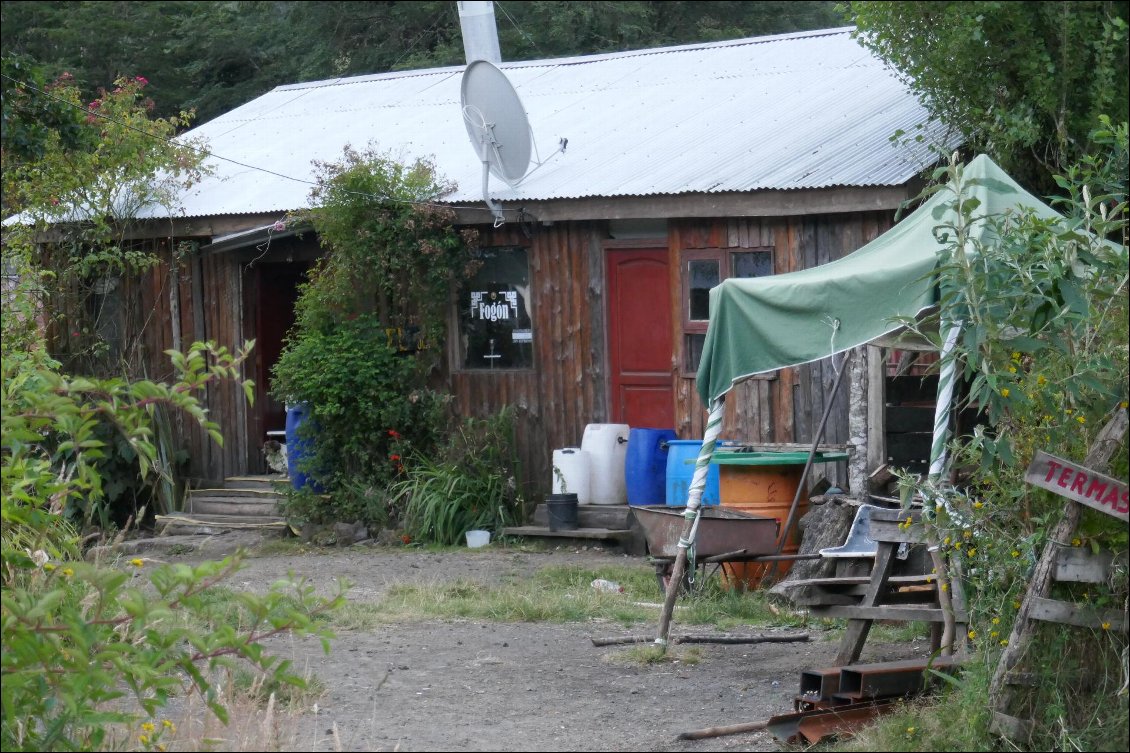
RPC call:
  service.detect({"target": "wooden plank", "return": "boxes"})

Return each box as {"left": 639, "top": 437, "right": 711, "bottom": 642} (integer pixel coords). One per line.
{"left": 868, "top": 518, "right": 924, "bottom": 544}
{"left": 813, "top": 605, "right": 963, "bottom": 622}
{"left": 1024, "top": 450, "right": 1129, "bottom": 522}
{"left": 1028, "top": 596, "right": 1127, "bottom": 632}
{"left": 1054, "top": 547, "right": 1119, "bottom": 583}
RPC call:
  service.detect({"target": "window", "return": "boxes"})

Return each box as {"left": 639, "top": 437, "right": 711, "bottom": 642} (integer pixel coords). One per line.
{"left": 682, "top": 247, "right": 773, "bottom": 372}
{"left": 458, "top": 246, "right": 534, "bottom": 370}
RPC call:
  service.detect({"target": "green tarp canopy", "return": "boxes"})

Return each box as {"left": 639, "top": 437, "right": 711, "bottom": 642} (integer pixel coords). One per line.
{"left": 696, "top": 154, "right": 1066, "bottom": 405}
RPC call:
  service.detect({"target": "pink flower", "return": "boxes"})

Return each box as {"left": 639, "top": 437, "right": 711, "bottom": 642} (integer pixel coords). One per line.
{"left": 272, "top": 220, "right": 286, "bottom": 232}
{"left": 89, "top": 99, "right": 101, "bottom": 110}
{"left": 134, "top": 76, "right": 148, "bottom": 86}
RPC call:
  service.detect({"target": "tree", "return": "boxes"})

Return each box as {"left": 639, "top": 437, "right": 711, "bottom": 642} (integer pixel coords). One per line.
{"left": 1, "top": 1, "right": 846, "bottom": 124}
{"left": 846, "top": 1, "right": 1130, "bottom": 194}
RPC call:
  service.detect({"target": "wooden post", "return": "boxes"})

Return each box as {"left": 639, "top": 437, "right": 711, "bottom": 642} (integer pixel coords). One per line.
{"left": 847, "top": 345, "right": 869, "bottom": 498}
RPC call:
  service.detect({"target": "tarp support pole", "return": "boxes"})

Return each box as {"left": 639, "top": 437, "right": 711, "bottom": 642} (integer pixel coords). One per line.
{"left": 774, "top": 350, "right": 852, "bottom": 558}
{"left": 655, "top": 396, "right": 726, "bottom": 648}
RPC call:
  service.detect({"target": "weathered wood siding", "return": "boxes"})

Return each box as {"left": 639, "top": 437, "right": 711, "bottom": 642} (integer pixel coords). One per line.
{"left": 450, "top": 222, "right": 608, "bottom": 497}
{"left": 130, "top": 245, "right": 248, "bottom": 486}
{"left": 670, "top": 211, "right": 892, "bottom": 488}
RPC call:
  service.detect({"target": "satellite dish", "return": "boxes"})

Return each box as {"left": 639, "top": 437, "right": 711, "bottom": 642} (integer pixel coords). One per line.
{"left": 461, "top": 60, "right": 533, "bottom": 224}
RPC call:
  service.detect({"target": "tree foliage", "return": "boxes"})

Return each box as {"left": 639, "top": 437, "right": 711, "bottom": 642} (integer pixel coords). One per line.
{"left": 1, "top": 1, "right": 845, "bottom": 124}
{"left": 847, "top": 1, "right": 1130, "bottom": 194}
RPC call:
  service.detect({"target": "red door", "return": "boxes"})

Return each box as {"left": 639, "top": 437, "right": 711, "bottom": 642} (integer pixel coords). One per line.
{"left": 606, "top": 248, "right": 675, "bottom": 428}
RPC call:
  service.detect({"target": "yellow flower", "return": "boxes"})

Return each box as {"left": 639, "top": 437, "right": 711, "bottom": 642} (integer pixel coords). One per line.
{"left": 139, "top": 735, "right": 149, "bottom": 745}
{"left": 992, "top": 617, "right": 1000, "bottom": 625}
{"left": 907, "top": 726, "right": 916, "bottom": 735}
{"left": 62, "top": 567, "right": 74, "bottom": 578}
{"left": 142, "top": 722, "right": 155, "bottom": 733}
{"left": 1102, "top": 622, "right": 1112, "bottom": 631}
{"left": 162, "top": 720, "right": 175, "bottom": 731}
{"left": 973, "top": 501, "right": 983, "bottom": 509}
{"left": 963, "top": 530, "right": 972, "bottom": 539}
{"left": 1037, "top": 375, "right": 1047, "bottom": 386}
{"left": 1065, "top": 407, "right": 1073, "bottom": 414}
{"left": 1076, "top": 415, "right": 1085, "bottom": 424}
{"left": 130, "top": 558, "right": 144, "bottom": 568}
{"left": 1011, "top": 549, "right": 1021, "bottom": 558}
{"left": 1008, "top": 366, "right": 1017, "bottom": 374}
{"left": 990, "top": 630, "right": 999, "bottom": 639}
{"left": 941, "top": 583, "right": 949, "bottom": 592}
{"left": 968, "top": 630, "right": 977, "bottom": 640}
{"left": 1071, "top": 538, "right": 1081, "bottom": 547}
{"left": 1011, "top": 352, "right": 1021, "bottom": 361}
{"left": 953, "top": 542, "right": 962, "bottom": 550}
{"left": 968, "top": 548, "right": 977, "bottom": 557}
{"left": 1121, "top": 401, "right": 1129, "bottom": 409}
{"left": 1000, "top": 388, "right": 1011, "bottom": 398}
{"left": 943, "top": 537, "right": 951, "bottom": 545}
{"left": 44, "top": 563, "right": 56, "bottom": 572}
{"left": 1000, "top": 639, "right": 1009, "bottom": 647}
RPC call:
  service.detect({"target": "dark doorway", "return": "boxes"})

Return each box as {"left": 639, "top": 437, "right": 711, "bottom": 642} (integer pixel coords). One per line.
{"left": 254, "top": 262, "right": 309, "bottom": 454}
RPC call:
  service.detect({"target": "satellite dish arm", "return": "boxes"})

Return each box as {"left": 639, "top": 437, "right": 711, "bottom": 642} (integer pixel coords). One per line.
{"left": 480, "top": 157, "right": 505, "bottom": 228}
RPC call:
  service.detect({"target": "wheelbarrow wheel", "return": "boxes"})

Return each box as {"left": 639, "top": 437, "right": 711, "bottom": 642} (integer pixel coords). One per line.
{"left": 654, "top": 561, "right": 694, "bottom": 596}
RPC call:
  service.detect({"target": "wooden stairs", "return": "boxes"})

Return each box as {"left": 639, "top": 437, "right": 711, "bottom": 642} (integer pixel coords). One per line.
{"left": 156, "top": 475, "right": 288, "bottom": 535}
{"left": 503, "top": 503, "right": 648, "bottom": 555}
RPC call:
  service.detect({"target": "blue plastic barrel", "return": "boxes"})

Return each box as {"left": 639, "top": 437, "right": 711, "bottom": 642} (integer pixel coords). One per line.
{"left": 665, "top": 439, "right": 722, "bottom": 506}
{"left": 625, "top": 428, "right": 677, "bottom": 505}
{"left": 285, "top": 403, "right": 324, "bottom": 493}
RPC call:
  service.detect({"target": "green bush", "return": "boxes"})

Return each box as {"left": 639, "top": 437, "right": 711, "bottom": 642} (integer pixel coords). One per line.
{"left": 393, "top": 409, "right": 525, "bottom": 545}
{"left": 271, "top": 312, "right": 452, "bottom": 526}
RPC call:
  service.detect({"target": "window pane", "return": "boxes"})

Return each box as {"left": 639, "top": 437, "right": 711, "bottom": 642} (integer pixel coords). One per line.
{"left": 459, "top": 247, "right": 533, "bottom": 369}
{"left": 688, "top": 259, "right": 720, "bottom": 321}
{"left": 685, "top": 333, "right": 706, "bottom": 372}
{"left": 732, "top": 251, "right": 773, "bottom": 278}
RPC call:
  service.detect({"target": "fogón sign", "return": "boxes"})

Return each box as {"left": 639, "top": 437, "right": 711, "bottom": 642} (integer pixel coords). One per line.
{"left": 1024, "top": 450, "right": 1129, "bottom": 522}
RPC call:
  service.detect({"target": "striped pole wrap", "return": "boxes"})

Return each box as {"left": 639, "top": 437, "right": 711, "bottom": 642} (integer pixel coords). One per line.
{"left": 654, "top": 397, "right": 726, "bottom": 648}
{"left": 928, "top": 319, "right": 964, "bottom": 481}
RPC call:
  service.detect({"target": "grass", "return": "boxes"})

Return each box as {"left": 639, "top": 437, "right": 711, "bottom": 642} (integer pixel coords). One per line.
{"left": 606, "top": 644, "right": 704, "bottom": 666}
{"left": 363, "top": 562, "right": 816, "bottom": 632}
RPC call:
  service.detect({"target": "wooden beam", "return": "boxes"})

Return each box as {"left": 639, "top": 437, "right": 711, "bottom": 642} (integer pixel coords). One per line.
{"left": 1028, "top": 597, "right": 1127, "bottom": 632}
{"left": 452, "top": 185, "right": 914, "bottom": 224}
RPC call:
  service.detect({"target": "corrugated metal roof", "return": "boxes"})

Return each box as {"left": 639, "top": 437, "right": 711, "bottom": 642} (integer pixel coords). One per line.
{"left": 150, "top": 27, "right": 957, "bottom": 220}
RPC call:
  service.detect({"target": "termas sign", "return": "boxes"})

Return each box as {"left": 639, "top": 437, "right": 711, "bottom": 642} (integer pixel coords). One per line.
{"left": 1024, "top": 450, "right": 1129, "bottom": 522}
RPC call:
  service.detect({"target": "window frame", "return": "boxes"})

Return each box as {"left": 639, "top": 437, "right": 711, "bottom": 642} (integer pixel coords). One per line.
{"left": 454, "top": 245, "right": 536, "bottom": 373}
{"left": 680, "top": 246, "right": 774, "bottom": 375}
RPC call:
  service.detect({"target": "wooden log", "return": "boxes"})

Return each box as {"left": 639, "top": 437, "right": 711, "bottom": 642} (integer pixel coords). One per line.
{"left": 678, "top": 720, "right": 769, "bottom": 741}
{"left": 591, "top": 632, "right": 809, "bottom": 647}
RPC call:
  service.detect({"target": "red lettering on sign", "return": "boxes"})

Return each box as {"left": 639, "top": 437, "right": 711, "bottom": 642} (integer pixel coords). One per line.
{"left": 1086, "top": 478, "right": 1109, "bottom": 501}
{"left": 1102, "top": 486, "right": 1120, "bottom": 507}
{"left": 1069, "top": 472, "right": 1087, "bottom": 494}
{"left": 1058, "top": 467, "right": 1073, "bottom": 488}
{"left": 1044, "top": 460, "right": 1062, "bottom": 483}
{"left": 1118, "top": 490, "right": 1130, "bottom": 515}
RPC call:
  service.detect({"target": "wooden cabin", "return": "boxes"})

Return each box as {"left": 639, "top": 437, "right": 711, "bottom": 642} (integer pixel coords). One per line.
{"left": 99, "top": 28, "right": 957, "bottom": 494}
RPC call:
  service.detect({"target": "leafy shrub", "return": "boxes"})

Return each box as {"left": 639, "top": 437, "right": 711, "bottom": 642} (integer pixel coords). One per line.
{"left": 271, "top": 312, "right": 452, "bottom": 526}
{"left": 393, "top": 409, "right": 526, "bottom": 545}
{"left": 270, "top": 147, "right": 478, "bottom": 527}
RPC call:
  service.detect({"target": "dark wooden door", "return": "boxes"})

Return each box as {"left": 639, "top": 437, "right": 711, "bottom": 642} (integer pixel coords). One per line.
{"left": 606, "top": 248, "right": 675, "bottom": 428}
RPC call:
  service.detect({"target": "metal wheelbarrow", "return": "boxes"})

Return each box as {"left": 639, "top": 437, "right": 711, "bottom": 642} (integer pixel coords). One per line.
{"left": 630, "top": 505, "right": 786, "bottom": 593}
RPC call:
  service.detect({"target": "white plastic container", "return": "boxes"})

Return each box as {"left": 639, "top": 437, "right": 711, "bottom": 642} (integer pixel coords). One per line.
{"left": 551, "top": 448, "right": 592, "bottom": 505}
{"left": 465, "top": 530, "right": 490, "bottom": 548}
{"left": 580, "top": 423, "right": 630, "bottom": 505}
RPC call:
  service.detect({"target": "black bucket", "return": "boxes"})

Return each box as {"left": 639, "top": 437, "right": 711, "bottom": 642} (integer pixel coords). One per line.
{"left": 546, "top": 493, "right": 579, "bottom": 531}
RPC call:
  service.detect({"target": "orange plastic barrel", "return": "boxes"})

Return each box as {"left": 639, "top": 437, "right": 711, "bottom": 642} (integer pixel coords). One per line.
{"left": 711, "top": 450, "right": 847, "bottom": 590}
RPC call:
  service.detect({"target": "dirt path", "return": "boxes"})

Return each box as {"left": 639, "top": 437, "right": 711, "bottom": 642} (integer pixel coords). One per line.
{"left": 193, "top": 542, "right": 926, "bottom": 752}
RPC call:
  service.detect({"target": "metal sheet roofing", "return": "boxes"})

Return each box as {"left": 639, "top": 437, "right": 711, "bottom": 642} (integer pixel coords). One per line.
{"left": 148, "top": 26, "right": 957, "bottom": 220}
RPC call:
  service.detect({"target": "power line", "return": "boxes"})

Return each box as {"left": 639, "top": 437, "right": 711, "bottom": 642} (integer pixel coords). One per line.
{"left": 0, "top": 71, "right": 522, "bottom": 217}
